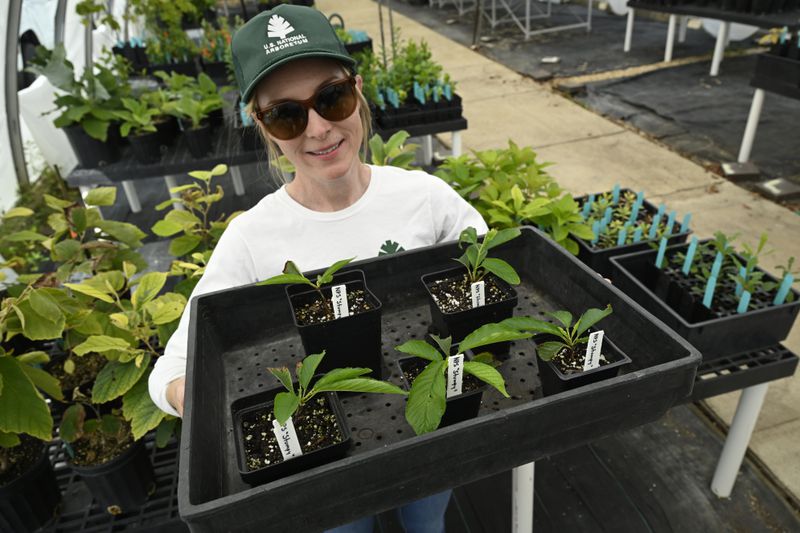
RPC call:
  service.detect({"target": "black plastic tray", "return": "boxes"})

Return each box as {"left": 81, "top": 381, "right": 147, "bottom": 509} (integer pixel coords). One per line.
{"left": 610, "top": 242, "right": 800, "bottom": 360}
{"left": 751, "top": 53, "right": 800, "bottom": 101}
{"left": 179, "top": 227, "right": 700, "bottom": 532}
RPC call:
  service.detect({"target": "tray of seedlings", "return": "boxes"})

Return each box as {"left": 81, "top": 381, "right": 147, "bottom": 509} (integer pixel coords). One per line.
{"left": 179, "top": 226, "right": 700, "bottom": 532}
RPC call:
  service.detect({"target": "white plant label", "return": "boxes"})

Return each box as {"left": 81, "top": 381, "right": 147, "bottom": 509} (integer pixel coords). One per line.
{"left": 272, "top": 417, "right": 303, "bottom": 460}
{"left": 447, "top": 353, "right": 465, "bottom": 398}
{"left": 331, "top": 284, "right": 350, "bottom": 319}
{"left": 471, "top": 281, "right": 486, "bottom": 308}
{"left": 583, "top": 330, "right": 604, "bottom": 371}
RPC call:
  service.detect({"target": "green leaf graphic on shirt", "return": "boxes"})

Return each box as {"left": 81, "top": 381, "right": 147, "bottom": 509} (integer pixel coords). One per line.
{"left": 379, "top": 240, "right": 405, "bottom": 256}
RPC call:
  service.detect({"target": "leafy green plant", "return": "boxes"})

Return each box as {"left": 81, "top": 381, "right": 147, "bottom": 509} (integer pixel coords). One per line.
{"left": 259, "top": 257, "right": 355, "bottom": 308}
{"left": 117, "top": 97, "right": 160, "bottom": 137}
{"left": 455, "top": 227, "right": 521, "bottom": 286}
{"left": 396, "top": 322, "right": 531, "bottom": 435}
{"left": 162, "top": 73, "right": 225, "bottom": 130}
{"left": 507, "top": 305, "right": 613, "bottom": 361}
{"left": 268, "top": 351, "right": 406, "bottom": 425}
{"left": 368, "top": 131, "right": 418, "bottom": 169}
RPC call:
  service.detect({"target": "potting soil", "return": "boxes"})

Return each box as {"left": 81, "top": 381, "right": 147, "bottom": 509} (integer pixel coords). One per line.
{"left": 240, "top": 395, "right": 343, "bottom": 469}
{"left": 0, "top": 435, "right": 40, "bottom": 485}
{"left": 400, "top": 357, "right": 482, "bottom": 393}
{"left": 427, "top": 272, "right": 513, "bottom": 313}
{"left": 547, "top": 345, "right": 611, "bottom": 375}
{"left": 69, "top": 425, "right": 134, "bottom": 467}
{"left": 294, "top": 288, "right": 376, "bottom": 325}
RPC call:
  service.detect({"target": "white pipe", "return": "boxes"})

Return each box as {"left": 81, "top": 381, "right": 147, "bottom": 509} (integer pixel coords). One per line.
{"left": 710, "top": 21, "right": 729, "bottom": 76}
{"left": 512, "top": 462, "right": 535, "bottom": 533}
{"left": 624, "top": 9, "right": 635, "bottom": 53}
{"left": 664, "top": 15, "right": 677, "bottom": 62}
{"left": 230, "top": 165, "right": 246, "bottom": 196}
{"left": 737, "top": 89, "right": 765, "bottom": 163}
{"left": 121, "top": 180, "right": 141, "bottom": 213}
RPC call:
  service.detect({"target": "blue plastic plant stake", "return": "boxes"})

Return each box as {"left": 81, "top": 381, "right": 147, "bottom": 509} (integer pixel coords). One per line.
{"left": 413, "top": 82, "right": 425, "bottom": 105}
{"left": 682, "top": 236, "right": 698, "bottom": 275}
{"left": 599, "top": 216, "right": 608, "bottom": 233}
{"left": 581, "top": 199, "right": 592, "bottom": 218}
{"left": 656, "top": 203, "right": 666, "bottom": 218}
{"left": 737, "top": 291, "right": 751, "bottom": 314}
{"left": 655, "top": 237, "right": 668, "bottom": 268}
{"left": 591, "top": 221, "right": 600, "bottom": 245}
{"left": 664, "top": 211, "right": 676, "bottom": 235}
{"left": 710, "top": 252, "right": 723, "bottom": 279}
{"left": 635, "top": 191, "right": 644, "bottom": 207}
{"left": 603, "top": 207, "right": 613, "bottom": 225}
{"left": 629, "top": 202, "right": 641, "bottom": 224}
{"left": 633, "top": 227, "right": 643, "bottom": 243}
{"left": 443, "top": 84, "right": 452, "bottom": 101}
{"left": 703, "top": 275, "right": 717, "bottom": 309}
{"left": 774, "top": 274, "right": 794, "bottom": 305}
{"left": 386, "top": 88, "right": 400, "bottom": 108}
{"left": 735, "top": 266, "right": 747, "bottom": 297}
{"left": 612, "top": 184, "right": 620, "bottom": 204}
{"left": 617, "top": 227, "right": 628, "bottom": 246}
{"left": 681, "top": 212, "right": 692, "bottom": 232}
{"left": 432, "top": 85, "right": 440, "bottom": 103}
{"left": 648, "top": 213, "right": 662, "bottom": 240}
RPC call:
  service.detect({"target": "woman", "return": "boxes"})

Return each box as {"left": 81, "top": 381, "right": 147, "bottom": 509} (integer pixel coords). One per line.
{"left": 149, "top": 5, "right": 486, "bottom": 532}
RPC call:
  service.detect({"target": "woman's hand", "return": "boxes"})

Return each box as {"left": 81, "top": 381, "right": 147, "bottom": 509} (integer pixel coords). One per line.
{"left": 166, "top": 376, "right": 186, "bottom": 417}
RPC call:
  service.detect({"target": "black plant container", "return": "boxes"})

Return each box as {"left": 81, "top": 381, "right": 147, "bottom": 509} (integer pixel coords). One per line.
{"left": 535, "top": 336, "right": 632, "bottom": 396}
{"left": 345, "top": 38, "right": 373, "bottom": 56}
{"left": 155, "top": 116, "right": 180, "bottom": 147}
{"left": 421, "top": 266, "right": 518, "bottom": 358}
{"left": 129, "top": 131, "right": 162, "bottom": 164}
{"left": 183, "top": 123, "right": 214, "bottom": 158}
{"left": 201, "top": 60, "right": 229, "bottom": 83}
{"left": 70, "top": 439, "right": 155, "bottom": 515}
{"left": 238, "top": 126, "right": 261, "bottom": 152}
{"left": 610, "top": 242, "right": 800, "bottom": 360}
{"left": 575, "top": 188, "right": 692, "bottom": 278}
{"left": 398, "top": 355, "right": 484, "bottom": 429}
{"left": 231, "top": 387, "right": 351, "bottom": 486}
{"left": 0, "top": 441, "right": 61, "bottom": 532}
{"left": 208, "top": 108, "right": 224, "bottom": 132}
{"left": 287, "top": 269, "right": 384, "bottom": 377}
{"left": 63, "top": 123, "right": 121, "bottom": 168}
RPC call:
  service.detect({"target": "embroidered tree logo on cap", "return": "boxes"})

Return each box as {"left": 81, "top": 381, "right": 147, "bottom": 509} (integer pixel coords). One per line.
{"left": 267, "top": 15, "right": 295, "bottom": 40}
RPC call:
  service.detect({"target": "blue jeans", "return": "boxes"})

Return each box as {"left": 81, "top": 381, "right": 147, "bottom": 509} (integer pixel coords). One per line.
{"left": 324, "top": 489, "right": 452, "bottom": 533}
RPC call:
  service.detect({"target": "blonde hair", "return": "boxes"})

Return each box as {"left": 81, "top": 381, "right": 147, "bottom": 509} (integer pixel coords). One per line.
{"left": 245, "top": 71, "right": 373, "bottom": 185}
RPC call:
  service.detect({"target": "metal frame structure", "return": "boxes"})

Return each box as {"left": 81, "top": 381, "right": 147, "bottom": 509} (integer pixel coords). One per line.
{"left": 6, "top": 0, "right": 28, "bottom": 188}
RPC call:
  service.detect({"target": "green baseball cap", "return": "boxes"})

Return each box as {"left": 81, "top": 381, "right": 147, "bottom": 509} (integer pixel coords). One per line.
{"left": 231, "top": 5, "right": 356, "bottom": 103}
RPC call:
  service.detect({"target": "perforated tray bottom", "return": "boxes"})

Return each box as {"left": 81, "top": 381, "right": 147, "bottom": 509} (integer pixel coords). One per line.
{"left": 225, "top": 285, "right": 567, "bottom": 455}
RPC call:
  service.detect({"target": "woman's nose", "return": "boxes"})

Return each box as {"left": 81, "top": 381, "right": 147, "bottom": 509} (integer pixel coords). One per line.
{"left": 305, "top": 107, "right": 332, "bottom": 139}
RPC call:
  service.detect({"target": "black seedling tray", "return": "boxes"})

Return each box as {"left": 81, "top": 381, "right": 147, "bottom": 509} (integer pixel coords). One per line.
{"left": 575, "top": 189, "right": 691, "bottom": 278}
{"left": 610, "top": 242, "right": 800, "bottom": 360}
{"left": 180, "top": 227, "right": 699, "bottom": 532}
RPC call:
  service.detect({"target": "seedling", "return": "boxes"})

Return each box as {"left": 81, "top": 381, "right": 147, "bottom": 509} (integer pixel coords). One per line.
{"left": 506, "top": 305, "right": 613, "bottom": 361}
{"left": 396, "top": 322, "right": 531, "bottom": 435}
{"left": 268, "top": 351, "right": 405, "bottom": 425}
{"left": 456, "top": 227, "right": 521, "bottom": 286}
{"left": 259, "top": 258, "right": 355, "bottom": 315}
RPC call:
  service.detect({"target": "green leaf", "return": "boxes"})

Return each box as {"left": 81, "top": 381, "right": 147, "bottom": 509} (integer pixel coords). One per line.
{"left": 59, "top": 404, "right": 85, "bottom": 443}
{"left": 155, "top": 417, "right": 178, "bottom": 448}
{"left": 122, "top": 368, "right": 166, "bottom": 439}
{"left": 169, "top": 234, "right": 202, "bottom": 257}
{"left": 573, "top": 305, "right": 613, "bottom": 338}
{"left": 92, "top": 354, "right": 151, "bottom": 403}
{"left": 0, "top": 357, "right": 52, "bottom": 441}
{"left": 499, "top": 316, "right": 562, "bottom": 337}
{"left": 20, "top": 364, "right": 63, "bottom": 400}
{"left": 404, "top": 359, "right": 447, "bottom": 436}
{"left": 297, "top": 352, "right": 325, "bottom": 391}
{"left": 458, "top": 323, "right": 532, "bottom": 353}
{"left": 274, "top": 391, "right": 300, "bottom": 426}
{"left": 536, "top": 341, "right": 566, "bottom": 362}
{"left": 65, "top": 281, "right": 114, "bottom": 303}
{"left": 131, "top": 272, "right": 167, "bottom": 310}
{"left": 268, "top": 367, "right": 294, "bottom": 393}
{"left": 547, "top": 311, "right": 573, "bottom": 329}
{"left": 317, "top": 257, "right": 356, "bottom": 286}
{"left": 313, "top": 378, "right": 406, "bottom": 396}
{"left": 74, "top": 335, "right": 131, "bottom": 356}
{"left": 28, "top": 290, "right": 63, "bottom": 322}
{"left": 15, "top": 299, "right": 66, "bottom": 340}
{"left": 0, "top": 432, "right": 21, "bottom": 447}
{"left": 84, "top": 186, "right": 117, "bottom": 206}
{"left": 283, "top": 261, "right": 303, "bottom": 276}
{"left": 53, "top": 239, "right": 82, "bottom": 262}
{"left": 3, "top": 230, "right": 47, "bottom": 242}
{"left": 152, "top": 219, "right": 184, "bottom": 237}
{"left": 82, "top": 117, "right": 109, "bottom": 141}
{"left": 485, "top": 227, "right": 521, "bottom": 250}
{"left": 463, "top": 361, "right": 509, "bottom": 397}
{"left": 429, "top": 335, "right": 452, "bottom": 359}
{"left": 95, "top": 220, "right": 146, "bottom": 248}
{"left": 44, "top": 194, "right": 74, "bottom": 210}
{"left": 459, "top": 227, "right": 478, "bottom": 247}
{"left": 16, "top": 351, "right": 50, "bottom": 365}
{"left": 395, "top": 340, "right": 443, "bottom": 362}
{"left": 311, "top": 368, "right": 372, "bottom": 391}
{"left": 482, "top": 258, "right": 520, "bottom": 285}
{"left": 144, "top": 293, "right": 187, "bottom": 325}
{"left": 3, "top": 207, "right": 34, "bottom": 219}
{"left": 257, "top": 274, "right": 313, "bottom": 286}
{"left": 165, "top": 209, "right": 201, "bottom": 229}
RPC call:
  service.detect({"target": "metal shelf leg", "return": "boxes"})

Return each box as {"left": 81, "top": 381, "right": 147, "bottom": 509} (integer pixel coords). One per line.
{"left": 421, "top": 135, "right": 434, "bottom": 166}
{"left": 710, "top": 383, "right": 769, "bottom": 498}
{"left": 452, "top": 131, "right": 462, "bottom": 157}
{"left": 678, "top": 15, "right": 688, "bottom": 43}
{"left": 512, "top": 462, "right": 534, "bottom": 533}
{"left": 624, "top": 9, "right": 635, "bottom": 53}
{"left": 737, "top": 88, "right": 764, "bottom": 163}
{"left": 229, "top": 166, "right": 246, "bottom": 196}
{"left": 664, "top": 14, "right": 677, "bottom": 62}
{"left": 710, "top": 21, "right": 730, "bottom": 76}
{"left": 121, "top": 180, "right": 142, "bottom": 213}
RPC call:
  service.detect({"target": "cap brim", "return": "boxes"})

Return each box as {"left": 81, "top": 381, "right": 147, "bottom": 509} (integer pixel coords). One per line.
{"left": 241, "top": 51, "right": 357, "bottom": 103}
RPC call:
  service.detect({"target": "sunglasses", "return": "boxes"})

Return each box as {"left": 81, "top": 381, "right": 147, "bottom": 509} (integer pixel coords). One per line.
{"left": 253, "top": 77, "right": 358, "bottom": 140}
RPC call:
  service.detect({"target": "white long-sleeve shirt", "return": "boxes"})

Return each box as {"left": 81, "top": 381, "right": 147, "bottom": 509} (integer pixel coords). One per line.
{"left": 148, "top": 164, "right": 487, "bottom": 416}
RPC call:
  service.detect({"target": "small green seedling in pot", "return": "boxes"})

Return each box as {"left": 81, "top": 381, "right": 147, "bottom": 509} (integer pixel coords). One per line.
{"left": 268, "top": 351, "right": 406, "bottom": 425}
{"left": 258, "top": 257, "right": 355, "bottom": 312}
{"left": 504, "top": 305, "right": 613, "bottom": 361}
{"left": 456, "top": 226, "right": 521, "bottom": 286}
{"left": 396, "top": 322, "right": 532, "bottom": 435}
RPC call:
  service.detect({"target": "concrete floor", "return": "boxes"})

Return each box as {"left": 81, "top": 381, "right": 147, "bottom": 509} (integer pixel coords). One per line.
{"left": 316, "top": 0, "right": 800, "bottom": 504}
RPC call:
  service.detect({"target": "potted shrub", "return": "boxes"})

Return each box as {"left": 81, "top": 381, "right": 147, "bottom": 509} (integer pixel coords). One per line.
{"left": 511, "top": 305, "right": 632, "bottom": 395}
{"left": 574, "top": 187, "right": 691, "bottom": 278}
{"left": 611, "top": 232, "right": 800, "bottom": 359}
{"left": 367, "top": 130, "right": 418, "bottom": 169}
{"left": 396, "top": 322, "right": 530, "bottom": 435}
{"left": 232, "top": 351, "right": 405, "bottom": 485}
{"left": 117, "top": 97, "right": 163, "bottom": 164}
{"left": 421, "top": 227, "right": 521, "bottom": 357}
{"left": 164, "top": 74, "right": 225, "bottom": 158}
{"left": 27, "top": 45, "right": 130, "bottom": 168}
{"left": 260, "top": 258, "right": 384, "bottom": 377}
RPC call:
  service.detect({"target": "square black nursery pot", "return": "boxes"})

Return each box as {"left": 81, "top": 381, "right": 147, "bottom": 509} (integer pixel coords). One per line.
{"left": 421, "top": 267, "right": 518, "bottom": 358}
{"left": 231, "top": 386, "right": 351, "bottom": 487}
{"left": 286, "top": 269, "right": 384, "bottom": 378}
{"left": 180, "top": 227, "right": 699, "bottom": 532}
{"left": 610, "top": 242, "right": 800, "bottom": 360}
{"left": 575, "top": 188, "right": 691, "bottom": 278}
{"left": 535, "top": 335, "right": 632, "bottom": 397}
